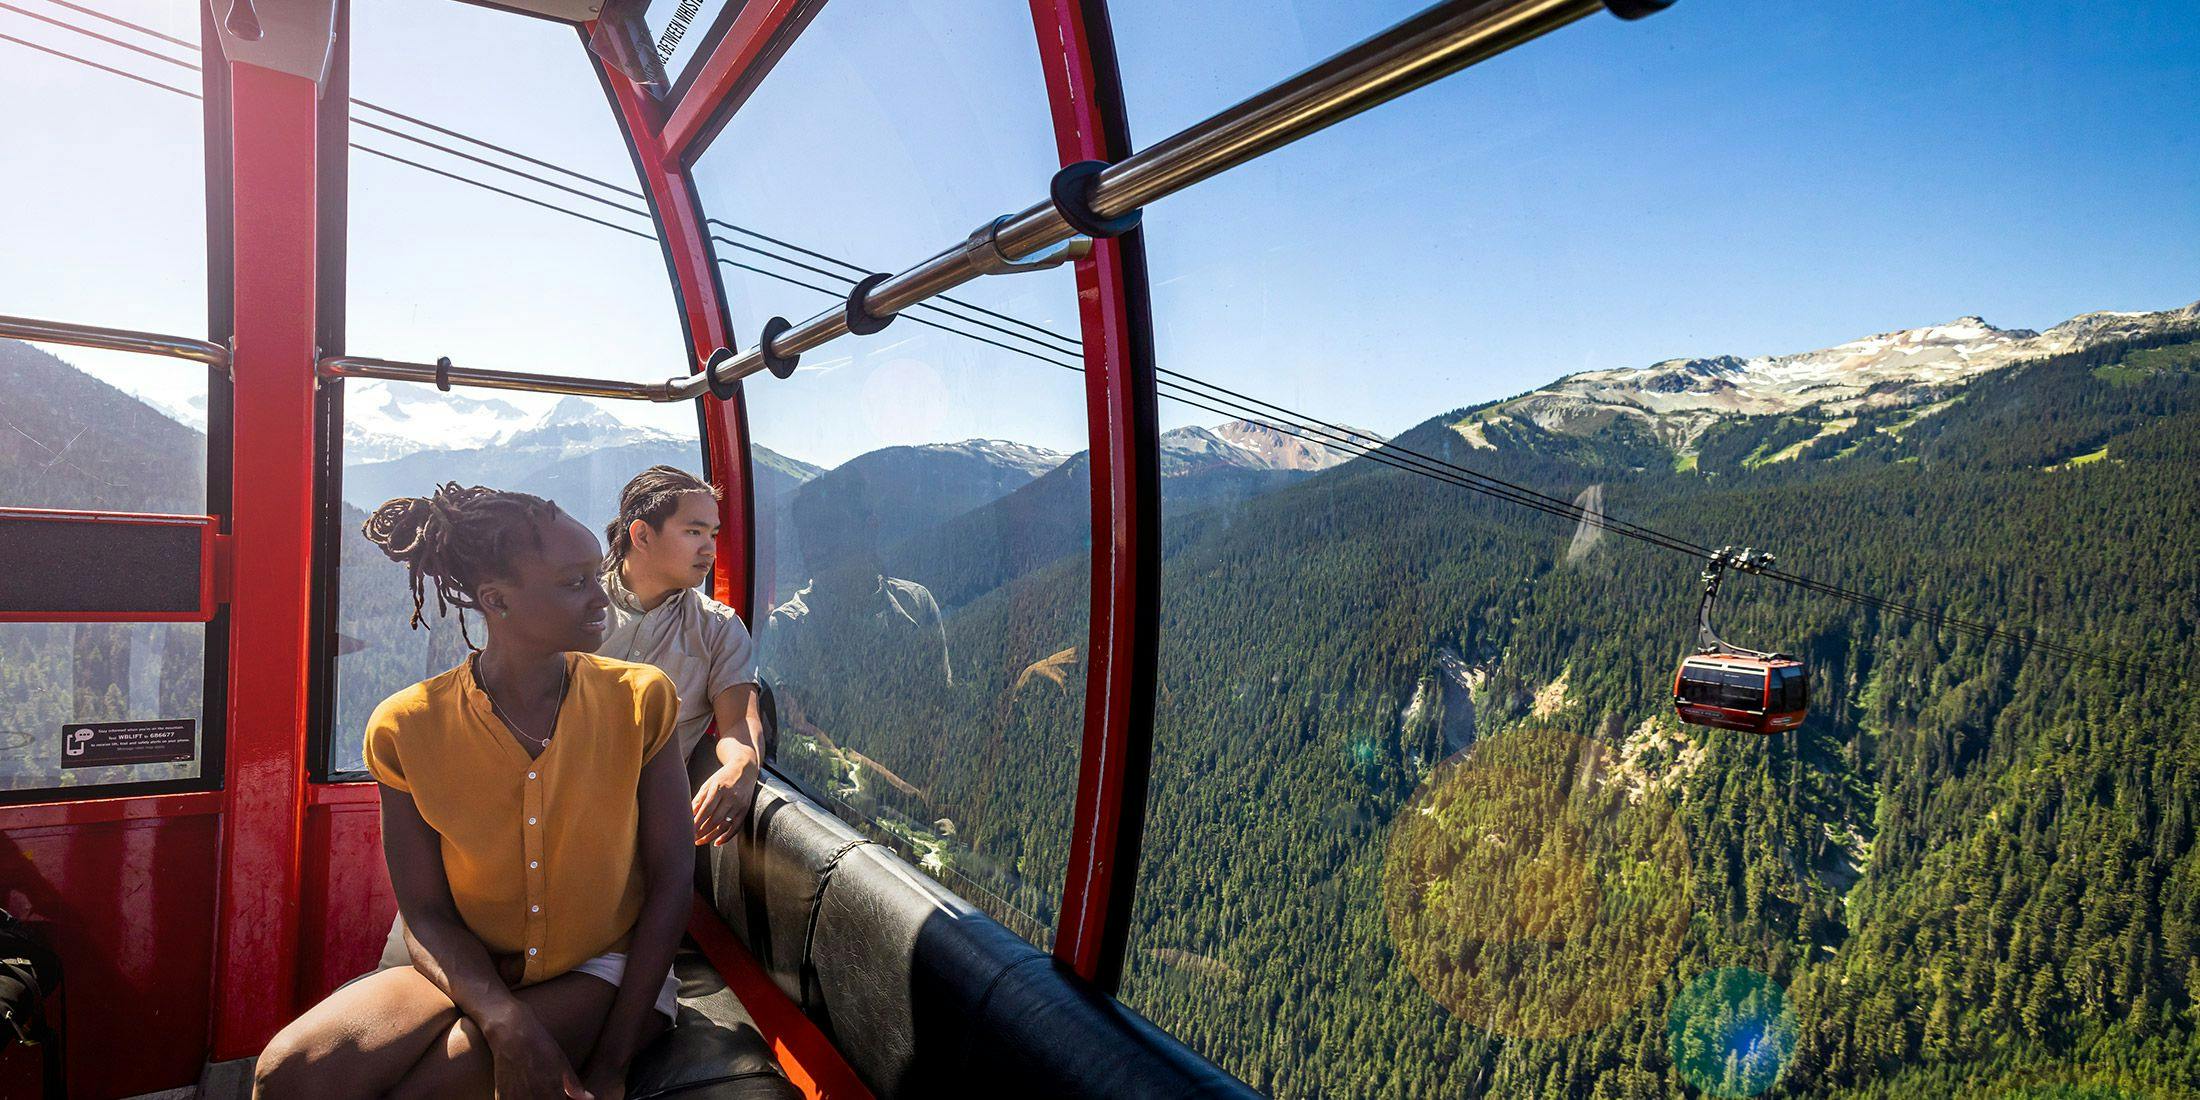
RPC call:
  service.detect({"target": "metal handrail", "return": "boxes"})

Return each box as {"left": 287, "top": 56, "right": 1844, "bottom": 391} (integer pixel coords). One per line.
{"left": 673, "top": 0, "right": 1662, "bottom": 399}
{"left": 315, "top": 355, "right": 686, "bottom": 402}
{"left": 0, "top": 313, "right": 231, "bottom": 372}
{"left": 311, "top": 0, "right": 1665, "bottom": 407}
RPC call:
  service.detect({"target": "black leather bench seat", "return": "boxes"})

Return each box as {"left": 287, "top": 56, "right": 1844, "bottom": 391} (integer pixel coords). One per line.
{"left": 705, "top": 776, "right": 1258, "bottom": 1100}
{"left": 626, "top": 948, "right": 802, "bottom": 1100}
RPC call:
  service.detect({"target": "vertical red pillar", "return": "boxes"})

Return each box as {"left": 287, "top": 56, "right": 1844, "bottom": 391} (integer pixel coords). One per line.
{"left": 1028, "top": 0, "right": 1162, "bottom": 990}
{"left": 592, "top": 43, "right": 755, "bottom": 624}
{"left": 211, "top": 60, "right": 320, "bottom": 1058}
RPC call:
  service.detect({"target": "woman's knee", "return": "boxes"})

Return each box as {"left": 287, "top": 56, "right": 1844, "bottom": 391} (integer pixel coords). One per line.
{"left": 250, "top": 1021, "right": 325, "bottom": 1099}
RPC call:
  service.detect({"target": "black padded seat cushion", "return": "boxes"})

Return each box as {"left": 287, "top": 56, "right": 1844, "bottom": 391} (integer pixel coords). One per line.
{"left": 715, "top": 775, "right": 1259, "bottom": 1100}
{"left": 627, "top": 949, "right": 801, "bottom": 1100}
{"left": 806, "top": 843, "right": 1041, "bottom": 1092}
{"left": 705, "top": 781, "right": 872, "bottom": 1008}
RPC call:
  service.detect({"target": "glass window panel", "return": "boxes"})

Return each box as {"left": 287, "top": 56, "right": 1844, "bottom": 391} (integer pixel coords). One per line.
{"left": 691, "top": 0, "right": 1085, "bottom": 946}
{"left": 1115, "top": 1, "right": 2200, "bottom": 1094}
{"left": 0, "top": 344, "right": 208, "bottom": 513}
{"left": 0, "top": 337, "right": 212, "bottom": 794}
{"left": 0, "top": 622, "right": 206, "bottom": 793}
{"left": 346, "top": 0, "right": 688, "bottom": 387}
{"left": 0, "top": 0, "right": 206, "bottom": 335}
{"left": 330, "top": 0, "right": 705, "bottom": 777}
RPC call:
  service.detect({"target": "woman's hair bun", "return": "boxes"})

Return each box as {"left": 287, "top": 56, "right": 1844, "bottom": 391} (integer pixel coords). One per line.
{"left": 358, "top": 483, "right": 555, "bottom": 637}
{"left": 362, "top": 491, "right": 443, "bottom": 565}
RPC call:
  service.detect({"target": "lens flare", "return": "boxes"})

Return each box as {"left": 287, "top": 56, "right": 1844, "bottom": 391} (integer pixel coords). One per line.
{"left": 1666, "top": 967, "right": 1797, "bottom": 1097}
{"left": 1382, "top": 726, "right": 1692, "bottom": 1039}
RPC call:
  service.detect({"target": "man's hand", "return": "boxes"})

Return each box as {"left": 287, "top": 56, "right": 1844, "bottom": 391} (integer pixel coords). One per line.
{"left": 691, "top": 741, "right": 758, "bottom": 847}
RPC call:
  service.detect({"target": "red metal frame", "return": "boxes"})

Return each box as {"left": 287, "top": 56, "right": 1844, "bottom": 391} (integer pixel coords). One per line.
{"left": 297, "top": 785, "right": 397, "bottom": 1005}
{"left": 0, "top": 794, "right": 224, "bottom": 1097}
{"left": 0, "top": 507, "right": 220, "bottom": 623}
{"left": 1027, "top": 0, "right": 1162, "bottom": 990}
{"left": 658, "top": 0, "right": 824, "bottom": 166}
{"left": 592, "top": 28, "right": 756, "bottom": 623}
{"left": 597, "top": 34, "right": 874, "bottom": 1099}
{"left": 209, "top": 58, "right": 324, "bottom": 1060}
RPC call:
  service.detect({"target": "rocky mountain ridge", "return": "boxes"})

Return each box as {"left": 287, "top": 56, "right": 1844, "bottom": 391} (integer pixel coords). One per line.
{"left": 1456, "top": 299, "right": 2200, "bottom": 453}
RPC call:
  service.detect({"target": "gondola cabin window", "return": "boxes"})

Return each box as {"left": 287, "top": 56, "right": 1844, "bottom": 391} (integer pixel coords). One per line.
{"left": 0, "top": 0, "right": 212, "bottom": 798}
{"left": 690, "top": 0, "right": 1089, "bottom": 949}
{"left": 325, "top": 0, "right": 703, "bottom": 780}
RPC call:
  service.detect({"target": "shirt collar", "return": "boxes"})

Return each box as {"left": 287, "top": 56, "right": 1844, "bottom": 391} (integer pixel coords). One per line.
{"left": 604, "top": 563, "right": 690, "bottom": 616}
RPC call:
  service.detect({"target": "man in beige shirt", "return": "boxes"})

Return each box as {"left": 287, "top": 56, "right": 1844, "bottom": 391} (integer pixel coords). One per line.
{"left": 599, "top": 466, "right": 765, "bottom": 847}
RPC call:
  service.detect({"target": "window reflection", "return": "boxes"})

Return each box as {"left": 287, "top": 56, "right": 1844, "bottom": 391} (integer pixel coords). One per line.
{"left": 330, "top": 0, "right": 703, "bottom": 776}
{"left": 693, "top": 0, "right": 1086, "bottom": 945}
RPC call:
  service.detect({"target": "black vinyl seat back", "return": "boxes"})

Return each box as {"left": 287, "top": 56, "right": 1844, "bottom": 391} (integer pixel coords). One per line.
{"left": 706, "top": 777, "right": 1256, "bottom": 1100}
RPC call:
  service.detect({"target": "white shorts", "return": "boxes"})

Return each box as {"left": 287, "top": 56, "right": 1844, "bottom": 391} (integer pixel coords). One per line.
{"left": 571, "top": 951, "right": 681, "bottom": 1021}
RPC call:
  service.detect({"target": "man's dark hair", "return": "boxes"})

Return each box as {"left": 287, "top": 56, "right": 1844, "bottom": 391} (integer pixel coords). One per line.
{"left": 604, "top": 465, "right": 719, "bottom": 569}
{"left": 362, "top": 483, "right": 561, "bottom": 645}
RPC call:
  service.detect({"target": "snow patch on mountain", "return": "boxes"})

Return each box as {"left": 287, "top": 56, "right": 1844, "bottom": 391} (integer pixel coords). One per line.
{"left": 1459, "top": 300, "right": 2200, "bottom": 452}
{"left": 342, "top": 385, "right": 672, "bottom": 461}
{"left": 913, "top": 439, "right": 1065, "bottom": 478}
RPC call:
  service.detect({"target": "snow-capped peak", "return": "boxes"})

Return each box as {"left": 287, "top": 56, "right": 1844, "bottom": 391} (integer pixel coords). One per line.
{"left": 914, "top": 439, "right": 1066, "bottom": 478}
{"left": 342, "top": 381, "right": 537, "bottom": 460}
{"left": 1457, "top": 298, "right": 2199, "bottom": 451}
{"left": 535, "top": 395, "right": 624, "bottom": 431}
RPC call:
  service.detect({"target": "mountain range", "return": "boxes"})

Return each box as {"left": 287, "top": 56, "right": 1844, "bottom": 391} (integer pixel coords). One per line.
{"left": 1461, "top": 300, "right": 2200, "bottom": 453}
{"left": 8, "top": 290, "right": 2200, "bottom": 1098}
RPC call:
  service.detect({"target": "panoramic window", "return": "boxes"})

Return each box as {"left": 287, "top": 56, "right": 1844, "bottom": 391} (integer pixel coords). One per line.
{"left": 691, "top": 0, "right": 1087, "bottom": 946}
{"left": 0, "top": 0, "right": 206, "bottom": 335}
{"left": 0, "top": 0, "right": 213, "bottom": 795}
{"left": 1111, "top": 0, "right": 2200, "bottom": 1097}
{"left": 329, "top": 0, "right": 703, "bottom": 778}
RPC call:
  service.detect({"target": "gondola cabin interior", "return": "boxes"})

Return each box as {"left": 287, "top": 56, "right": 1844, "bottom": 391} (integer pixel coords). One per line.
{"left": 0, "top": 0, "right": 1699, "bottom": 1095}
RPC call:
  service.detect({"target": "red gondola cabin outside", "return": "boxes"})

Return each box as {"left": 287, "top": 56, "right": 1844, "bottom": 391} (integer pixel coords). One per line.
{"left": 1672, "top": 653, "right": 1808, "bottom": 735}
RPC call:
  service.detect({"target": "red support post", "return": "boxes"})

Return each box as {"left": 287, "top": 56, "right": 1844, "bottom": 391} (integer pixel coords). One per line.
{"left": 591, "top": 34, "right": 755, "bottom": 622}
{"left": 210, "top": 59, "right": 322, "bottom": 1058}
{"left": 658, "top": 0, "right": 823, "bottom": 165}
{"left": 1027, "top": 0, "right": 1162, "bottom": 990}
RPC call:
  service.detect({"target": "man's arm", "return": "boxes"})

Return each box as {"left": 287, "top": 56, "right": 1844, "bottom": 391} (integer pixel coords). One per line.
{"left": 581, "top": 741, "right": 693, "bottom": 1092}
{"left": 692, "top": 684, "right": 761, "bottom": 847}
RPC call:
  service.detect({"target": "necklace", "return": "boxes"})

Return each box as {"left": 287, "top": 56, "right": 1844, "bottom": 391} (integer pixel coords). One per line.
{"left": 475, "top": 654, "right": 570, "bottom": 748}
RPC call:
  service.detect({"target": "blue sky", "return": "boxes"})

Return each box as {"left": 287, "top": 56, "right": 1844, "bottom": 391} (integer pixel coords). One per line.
{"left": 2, "top": 0, "right": 2196, "bottom": 469}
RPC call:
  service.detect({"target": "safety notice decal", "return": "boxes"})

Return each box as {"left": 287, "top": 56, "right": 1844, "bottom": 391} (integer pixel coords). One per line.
{"left": 60, "top": 720, "right": 196, "bottom": 768}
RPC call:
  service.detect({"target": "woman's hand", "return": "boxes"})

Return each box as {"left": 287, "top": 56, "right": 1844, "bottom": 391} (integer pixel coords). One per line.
{"left": 481, "top": 1004, "right": 592, "bottom": 1100}
{"left": 691, "top": 741, "right": 758, "bottom": 847}
{"left": 580, "top": 1060, "right": 630, "bottom": 1100}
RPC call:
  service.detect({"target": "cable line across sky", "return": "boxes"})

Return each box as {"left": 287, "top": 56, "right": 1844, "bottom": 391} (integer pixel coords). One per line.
{"left": 0, "top": 2, "right": 2150, "bottom": 680}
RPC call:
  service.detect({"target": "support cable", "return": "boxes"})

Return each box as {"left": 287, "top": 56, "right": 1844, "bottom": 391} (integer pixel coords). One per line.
{"left": 1, "top": 16, "right": 2144, "bottom": 677}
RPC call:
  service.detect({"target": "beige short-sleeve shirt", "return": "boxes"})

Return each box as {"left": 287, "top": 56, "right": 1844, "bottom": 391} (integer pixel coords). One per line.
{"left": 598, "top": 568, "right": 756, "bottom": 762}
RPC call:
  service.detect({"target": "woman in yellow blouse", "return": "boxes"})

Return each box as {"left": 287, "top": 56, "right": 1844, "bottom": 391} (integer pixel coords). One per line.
{"left": 255, "top": 484, "right": 692, "bottom": 1100}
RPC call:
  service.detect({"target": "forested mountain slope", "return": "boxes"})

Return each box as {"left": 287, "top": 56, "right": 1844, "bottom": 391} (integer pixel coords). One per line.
{"left": 785, "top": 326, "right": 2200, "bottom": 1097}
